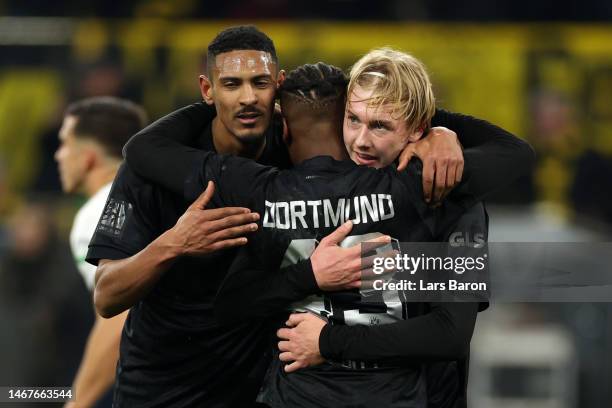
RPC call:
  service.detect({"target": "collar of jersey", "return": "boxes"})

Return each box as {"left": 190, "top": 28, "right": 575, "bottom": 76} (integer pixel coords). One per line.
{"left": 293, "top": 155, "right": 357, "bottom": 173}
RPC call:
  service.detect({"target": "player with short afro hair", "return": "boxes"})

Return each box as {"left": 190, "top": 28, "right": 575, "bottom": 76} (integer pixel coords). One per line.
{"left": 279, "top": 62, "right": 347, "bottom": 129}
{"left": 278, "top": 62, "right": 349, "bottom": 162}
{"left": 279, "top": 62, "right": 347, "bottom": 104}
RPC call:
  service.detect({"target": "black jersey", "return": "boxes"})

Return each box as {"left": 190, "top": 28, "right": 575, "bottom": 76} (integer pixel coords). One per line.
{"left": 176, "top": 152, "right": 490, "bottom": 407}
{"left": 116, "top": 104, "right": 531, "bottom": 408}
{"left": 85, "top": 105, "right": 290, "bottom": 408}
{"left": 116, "top": 101, "right": 534, "bottom": 407}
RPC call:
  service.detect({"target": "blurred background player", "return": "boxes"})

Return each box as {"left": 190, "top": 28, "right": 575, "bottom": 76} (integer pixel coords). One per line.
{"left": 55, "top": 96, "right": 148, "bottom": 408}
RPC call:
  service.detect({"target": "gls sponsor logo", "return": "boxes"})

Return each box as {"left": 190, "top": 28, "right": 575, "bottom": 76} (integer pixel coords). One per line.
{"left": 449, "top": 232, "right": 485, "bottom": 248}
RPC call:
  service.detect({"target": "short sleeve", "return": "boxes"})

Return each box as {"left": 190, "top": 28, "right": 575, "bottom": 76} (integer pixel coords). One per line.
{"left": 86, "top": 163, "right": 160, "bottom": 265}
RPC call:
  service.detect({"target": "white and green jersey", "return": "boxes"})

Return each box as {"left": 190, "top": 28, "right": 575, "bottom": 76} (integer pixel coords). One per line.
{"left": 70, "top": 182, "right": 112, "bottom": 290}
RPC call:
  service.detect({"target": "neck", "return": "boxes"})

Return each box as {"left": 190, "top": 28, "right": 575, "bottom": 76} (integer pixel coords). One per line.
{"left": 83, "top": 163, "right": 119, "bottom": 197}
{"left": 289, "top": 122, "right": 348, "bottom": 165}
{"left": 212, "top": 117, "right": 266, "bottom": 159}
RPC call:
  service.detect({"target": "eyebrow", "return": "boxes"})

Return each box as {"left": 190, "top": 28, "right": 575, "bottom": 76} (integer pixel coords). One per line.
{"left": 367, "top": 118, "right": 394, "bottom": 130}
{"left": 217, "top": 73, "right": 273, "bottom": 81}
{"left": 347, "top": 109, "right": 394, "bottom": 129}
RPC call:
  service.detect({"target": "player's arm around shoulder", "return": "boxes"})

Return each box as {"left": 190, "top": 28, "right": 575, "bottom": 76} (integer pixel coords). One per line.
{"left": 94, "top": 182, "right": 259, "bottom": 318}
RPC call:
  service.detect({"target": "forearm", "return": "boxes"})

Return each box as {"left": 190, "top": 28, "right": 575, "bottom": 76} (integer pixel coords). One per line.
{"left": 433, "top": 109, "right": 517, "bottom": 149}
{"left": 126, "top": 145, "right": 204, "bottom": 196}
{"left": 71, "top": 311, "right": 128, "bottom": 407}
{"left": 460, "top": 135, "right": 534, "bottom": 204}
{"left": 123, "top": 103, "right": 215, "bottom": 194}
{"left": 94, "top": 230, "right": 181, "bottom": 318}
{"left": 436, "top": 109, "right": 536, "bottom": 198}
{"left": 319, "top": 303, "right": 477, "bottom": 363}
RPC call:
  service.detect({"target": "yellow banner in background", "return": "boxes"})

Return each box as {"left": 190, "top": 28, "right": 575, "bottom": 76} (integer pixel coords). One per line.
{"left": 1, "top": 21, "right": 611, "bottom": 201}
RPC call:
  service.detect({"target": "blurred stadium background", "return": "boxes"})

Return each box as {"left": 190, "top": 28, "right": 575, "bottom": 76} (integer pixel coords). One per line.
{"left": 0, "top": 1, "right": 611, "bottom": 407}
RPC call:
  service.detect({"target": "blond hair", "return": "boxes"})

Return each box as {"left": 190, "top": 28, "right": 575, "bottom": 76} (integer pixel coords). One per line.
{"left": 348, "top": 47, "right": 435, "bottom": 134}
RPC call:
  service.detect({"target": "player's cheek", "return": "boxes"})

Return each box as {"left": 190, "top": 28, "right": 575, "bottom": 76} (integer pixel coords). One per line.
{"left": 382, "top": 141, "right": 400, "bottom": 166}
{"left": 343, "top": 130, "right": 355, "bottom": 154}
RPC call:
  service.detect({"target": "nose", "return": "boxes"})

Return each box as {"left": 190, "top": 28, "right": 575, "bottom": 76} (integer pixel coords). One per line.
{"left": 354, "top": 126, "right": 372, "bottom": 149}
{"left": 239, "top": 84, "right": 257, "bottom": 106}
{"left": 54, "top": 146, "right": 62, "bottom": 162}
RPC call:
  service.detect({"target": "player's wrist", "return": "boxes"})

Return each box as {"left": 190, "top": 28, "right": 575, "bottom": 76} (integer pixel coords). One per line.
{"left": 311, "top": 262, "right": 332, "bottom": 291}
{"left": 413, "top": 137, "right": 431, "bottom": 158}
{"left": 150, "top": 229, "right": 185, "bottom": 261}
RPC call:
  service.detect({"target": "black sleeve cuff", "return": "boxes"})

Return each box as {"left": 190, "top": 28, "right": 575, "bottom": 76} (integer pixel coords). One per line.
{"left": 86, "top": 244, "right": 133, "bottom": 266}
{"left": 319, "top": 323, "right": 336, "bottom": 360}
{"left": 284, "top": 259, "right": 319, "bottom": 296}
{"left": 319, "top": 323, "right": 354, "bottom": 361}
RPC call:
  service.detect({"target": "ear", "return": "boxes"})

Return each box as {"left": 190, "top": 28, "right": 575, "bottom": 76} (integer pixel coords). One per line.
{"left": 406, "top": 127, "right": 424, "bottom": 143}
{"left": 276, "top": 69, "right": 286, "bottom": 88}
{"left": 199, "top": 75, "right": 214, "bottom": 105}
{"left": 281, "top": 117, "right": 291, "bottom": 146}
{"left": 82, "top": 147, "right": 98, "bottom": 172}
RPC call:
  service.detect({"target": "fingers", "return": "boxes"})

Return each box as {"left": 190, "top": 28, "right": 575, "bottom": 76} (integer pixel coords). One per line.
{"left": 346, "top": 274, "right": 363, "bottom": 290}
{"left": 284, "top": 361, "right": 304, "bottom": 373}
{"left": 209, "top": 222, "right": 259, "bottom": 242}
{"left": 205, "top": 212, "right": 260, "bottom": 234}
{"left": 286, "top": 313, "right": 307, "bottom": 327}
{"left": 279, "top": 352, "right": 295, "bottom": 362}
{"left": 361, "top": 234, "right": 392, "bottom": 251}
{"left": 200, "top": 206, "right": 253, "bottom": 220}
{"left": 189, "top": 181, "right": 215, "bottom": 210}
{"left": 206, "top": 237, "right": 248, "bottom": 252}
{"left": 422, "top": 159, "right": 435, "bottom": 203}
{"left": 455, "top": 160, "right": 464, "bottom": 184}
{"left": 347, "top": 245, "right": 399, "bottom": 273}
{"left": 359, "top": 266, "right": 397, "bottom": 290}
{"left": 397, "top": 145, "right": 415, "bottom": 171}
{"left": 319, "top": 220, "right": 353, "bottom": 246}
{"left": 359, "top": 278, "right": 377, "bottom": 290}
{"left": 278, "top": 341, "right": 290, "bottom": 352}
{"left": 363, "top": 260, "right": 398, "bottom": 277}
{"left": 277, "top": 328, "right": 292, "bottom": 340}
{"left": 446, "top": 160, "right": 457, "bottom": 190}
{"left": 361, "top": 249, "right": 399, "bottom": 268}
{"left": 346, "top": 235, "right": 391, "bottom": 260}
{"left": 433, "top": 160, "right": 448, "bottom": 203}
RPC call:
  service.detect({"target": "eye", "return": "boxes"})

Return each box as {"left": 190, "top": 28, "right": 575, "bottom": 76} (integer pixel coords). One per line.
{"left": 348, "top": 114, "right": 359, "bottom": 124}
{"left": 254, "top": 79, "right": 271, "bottom": 88}
{"left": 222, "top": 80, "right": 239, "bottom": 89}
{"left": 373, "top": 121, "right": 388, "bottom": 130}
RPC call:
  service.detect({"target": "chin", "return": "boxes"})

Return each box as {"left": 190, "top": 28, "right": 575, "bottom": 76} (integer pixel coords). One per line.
{"left": 62, "top": 184, "right": 76, "bottom": 194}
{"left": 236, "top": 130, "right": 266, "bottom": 144}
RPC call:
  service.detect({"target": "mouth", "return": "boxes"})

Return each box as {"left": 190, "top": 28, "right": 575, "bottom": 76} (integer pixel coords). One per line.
{"left": 236, "top": 111, "right": 262, "bottom": 126}
{"left": 353, "top": 151, "right": 379, "bottom": 166}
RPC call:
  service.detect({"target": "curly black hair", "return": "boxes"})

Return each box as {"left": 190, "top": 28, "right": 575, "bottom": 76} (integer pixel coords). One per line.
{"left": 206, "top": 25, "right": 277, "bottom": 74}
{"left": 280, "top": 62, "right": 348, "bottom": 103}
